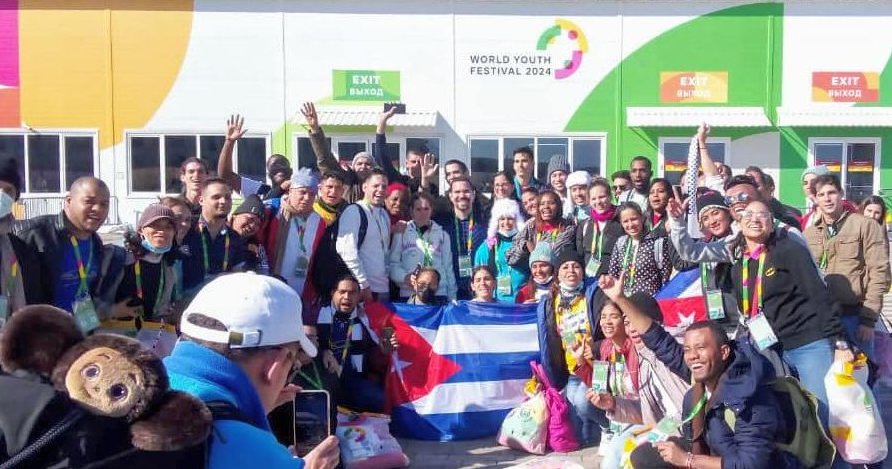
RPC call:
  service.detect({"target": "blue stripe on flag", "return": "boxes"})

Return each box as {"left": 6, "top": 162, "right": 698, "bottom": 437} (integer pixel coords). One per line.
{"left": 654, "top": 268, "right": 700, "bottom": 299}
{"left": 437, "top": 301, "right": 539, "bottom": 327}
{"left": 443, "top": 352, "right": 539, "bottom": 383}
{"left": 391, "top": 405, "right": 512, "bottom": 441}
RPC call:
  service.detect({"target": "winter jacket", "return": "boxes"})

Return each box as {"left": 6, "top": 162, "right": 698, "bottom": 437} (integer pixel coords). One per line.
{"left": 536, "top": 280, "right": 599, "bottom": 391}
{"left": 640, "top": 324, "right": 795, "bottom": 468}
{"left": 389, "top": 220, "right": 457, "bottom": 299}
{"left": 310, "top": 127, "right": 361, "bottom": 203}
{"left": 506, "top": 220, "right": 576, "bottom": 268}
{"left": 165, "top": 341, "right": 306, "bottom": 469}
{"left": 804, "top": 211, "right": 888, "bottom": 327}
{"left": 575, "top": 218, "right": 623, "bottom": 278}
{"left": 474, "top": 235, "right": 528, "bottom": 303}
{"left": 636, "top": 345, "right": 690, "bottom": 426}
{"left": 433, "top": 210, "right": 488, "bottom": 300}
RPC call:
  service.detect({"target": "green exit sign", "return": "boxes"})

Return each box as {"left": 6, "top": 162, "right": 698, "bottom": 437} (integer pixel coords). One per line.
{"left": 332, "top": 70, "right": 400, "bottom": 101}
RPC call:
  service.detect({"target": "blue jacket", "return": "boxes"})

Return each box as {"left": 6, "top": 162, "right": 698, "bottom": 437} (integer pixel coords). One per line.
{"left": 164, "top": 342, "right": 305, "bottom": 469}
{"left": 640, "top": 324, "right": 801, "bottom": 469}
{"left": 536, "top": 280, "right": 599, "bottom": 390}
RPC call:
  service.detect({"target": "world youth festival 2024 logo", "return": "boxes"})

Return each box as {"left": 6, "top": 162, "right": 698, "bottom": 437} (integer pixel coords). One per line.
{"left": 467, "top": 18, "right": 588, "bottom": 80}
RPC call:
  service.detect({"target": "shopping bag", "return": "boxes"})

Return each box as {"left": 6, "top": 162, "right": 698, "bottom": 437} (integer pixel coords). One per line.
{"left": 336, "top": 410, "right": 410, "bottom": 469}
{"left": 824, "top": 355, "right": 888, "bottom": 464}
{"left": 497, "top": 391, "right": 549, "bottom": 454}
{"left": 531, "top": 361, "right": 580, "bottom": 453}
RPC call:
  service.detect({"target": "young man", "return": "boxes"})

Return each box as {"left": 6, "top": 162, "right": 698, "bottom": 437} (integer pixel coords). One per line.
{"left": 599, "top": 275, "right": 798, "bottom": 468}
{"left": 563, "top": 170, "right": 591, "bottom": 222}
{"left": 434, "top": 176, "right": 488, "bottom": 300}
{"left": 302, "top": 102, "right": 372, "bottom": 203}
{"left": 336, "top": 169, "right": 391, "bottom": 303}
{"left": 805, "top": 175, "right": 887, "bottom": 358}
{"left": 317, "top": 275, "right": 399, "bottom": 413}
{"left": 512, "top": 146, "right": 545, "bottom": 199}
{"left": 374, "top": 109, "right": 438, "bottom": 196}
{"left": 164, "top": 272, "right": 340, "bottom": 469}
{"left": 617, "top": 157, "right": 651, "bottom": 208}
{"left": 610, "top": 170, "right": 631, "bottom": 202}
{"left": 546, "top": 154, "right": 570, "bottom": 202}
{"left": 179, "top": 157, "right": 209, "bottom": 219}
{"left": 230, "top": 194, "right": 268, "bottom": 273}
{"left": 313, "top": 172, "right": 346, "bottom": 226}
{"left": 181, "top": 178, "right": 246, "bottom": 292}
{"left": 14, "top": 177, "right": 111, "bottom": 330}
{"left": 217, "top": 114, "right": 293, "bottom": 201}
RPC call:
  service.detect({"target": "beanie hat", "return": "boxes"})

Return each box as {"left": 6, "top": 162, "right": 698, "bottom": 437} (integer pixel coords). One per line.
{"left": 566, "top": 171, "right": 592, "bottom": 189}
{"left": 801, "top": 165, "right": 829, "bottom": 182}
{"left": 555, "top": 247, "right": 582, "bottom": 270}
{"left": 547, "top": 154, "right": 570, "bottom": 178}
{"left": 628, "top": 292, "right": 664, "bottom": 324}
{"left": 290, "top": 168, "right": 319, "bottom": 191}
{"left": 352, "top": 151, "right": 374, "bottom": 168}
{"left": 233, "top": 194, "right": 265, "bottom": 221}
{"left": 138, "top": 204, "right": 176, "bottom": 230}
{"left": 487, "top": 199, "right": 525, "bottom": 240}
{"left": 695, "top": 190, "right": 729, "bottom": 220}
{"left": 529, "top": 242, "right": 556, "bottom": 269}
{"left": 0, "top": 158, "right": 21, "bottom": 200}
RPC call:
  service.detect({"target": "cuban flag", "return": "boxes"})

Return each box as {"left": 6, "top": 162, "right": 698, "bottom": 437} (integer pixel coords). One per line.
{"left": 654, "top": 269, "right": 708, "bottom": 338}
{"left": 365, "top": 301, "right": 539, "bottom": 441}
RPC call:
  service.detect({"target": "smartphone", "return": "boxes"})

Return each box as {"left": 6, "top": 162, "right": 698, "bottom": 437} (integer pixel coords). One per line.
{"left": 383, "top": 102, "right": 406, "bottom": 114}
{"left": 293, "top": 390, "right": 331, "bottom": 457}
{"left": 382, "top": 326, "right": 395, "bottom": 354}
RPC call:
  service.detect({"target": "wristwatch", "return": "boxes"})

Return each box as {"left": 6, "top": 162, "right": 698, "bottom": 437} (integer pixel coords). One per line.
{"left": 834, "top": 339, "right": 851, "bottom": 351}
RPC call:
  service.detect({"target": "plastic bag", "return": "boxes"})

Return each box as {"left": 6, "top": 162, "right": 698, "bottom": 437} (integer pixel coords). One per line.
{"left": 336, "top": 410, "right": 410, "bottom": 469}
{"left": 497, "top": 391, "right": 549, "bottom": 455}
{"left": 531, "top": 361, "right": 580, "bottom": 453}
{"left": 824, "top": 355, "right": 888, "bottom": 464}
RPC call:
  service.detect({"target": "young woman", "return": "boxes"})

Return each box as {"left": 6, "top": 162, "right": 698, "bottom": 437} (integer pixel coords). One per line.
{"left": 384, "top": 182, "right": 410, "bottom": 227}
{"left": 576, "top": 179, "right": 623, "bottom": 279}
{"left": 507, "top": 190, "right": 575, "bottom": 268}
{"left": 731, "top": 199, "right": 847, "bottom": 418}
{"left": 607, "top": 203, "right": 673, "bottom": 296}
{"left": 536, "top": 250, "right": 601, "bottom": 445}
{"left": 515, "top": 242, "right": 556, "bottom": 304}
{"left": 159, "top": 196, "right": 194, "bottom": 302}
{"left": 470, "top": 265, "right": 497, "bottom": 303}
{"left": 389, "top": 192, "right": 457, "bottom": 300}
{"left": 860, "top": 195, "right": 891, "bottom": 292}
{"left": 475, "top": 199, "right": 527, "bottom": 302}
{"left": 519, "top": 187, "right": 539, "bottom": 227}
{"left": 491, "top": 171, "right": 515, "bottom": 202}
{"left": 109, "top": 204, "right": 179, "bottom": 356}
{"left": 647, "top": 178, "right": 674, "bottom": 236}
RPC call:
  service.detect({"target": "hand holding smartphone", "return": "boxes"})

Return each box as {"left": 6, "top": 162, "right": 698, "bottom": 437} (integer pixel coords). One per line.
{"left": 293, "top": 390, "right": 331, "bottom": 458}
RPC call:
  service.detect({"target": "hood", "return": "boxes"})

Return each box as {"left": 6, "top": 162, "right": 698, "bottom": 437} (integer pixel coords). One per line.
{"left": 712, "top": 337, "right": 774, "bottom": 407}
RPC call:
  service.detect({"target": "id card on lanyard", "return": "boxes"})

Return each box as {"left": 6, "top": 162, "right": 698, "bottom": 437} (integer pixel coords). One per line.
{"left": 294, "top": 218, "right": 309, "bottom": 277}
{"left": 646, "top": 395, "right": 708, "bottom": 443}
{"left": 741, "top": 248, "right": 778, "bottom": 350}
{"left": 622, "top": 237, "right": 638, "bottom": 294}
{"left": 585, "top": 222, "right": 604, "bottom": 278}
{"left": 200, "top": 224, "right": 230, "bottom": 275}
{"left": 455, "top": 215, "right": 474, "bottom": 278}
{"left": 701, "top": 264, "right": 725, "bottom": 320}
{"left": 70, "top": 236, "right": 100, "bottom": 333}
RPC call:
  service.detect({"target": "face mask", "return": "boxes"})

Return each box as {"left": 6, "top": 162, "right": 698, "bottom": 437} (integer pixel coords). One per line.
{"left": 534, "top": 276, "right": 553, "bottom": 288}
{"left": 416, "top": 286, "right": 436, "bottom": 304}
{"left": 559, "top": 281, "right": 583, "bottom": 296}
{"left": 498, "top": 228, "right": 518, "bottom": 238}
{"left": 141, "top": 238, "right": 172, "bottom": 255}
{"left": 0, "top": 192, "right": 14, "bottom": 219}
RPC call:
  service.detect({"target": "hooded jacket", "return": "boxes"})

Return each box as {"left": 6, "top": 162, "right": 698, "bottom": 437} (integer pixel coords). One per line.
{"left": 164, "top": 341, "right": 306, "bottom": 469}
{"left": 389, "top": 220, "right": 457, "bottom": 299}
{"left": 536, "top": 280, "right": 599, "bottom": 390}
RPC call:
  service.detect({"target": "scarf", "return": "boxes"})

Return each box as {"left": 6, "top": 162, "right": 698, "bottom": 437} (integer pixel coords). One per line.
{"left": 313, "top": 199, "right": 342, "bottom": 226}
{"left": 591, "top": 205, "right": 616, "bottom": 223}
{"left": 598, "top": 337, "right": 641, "bottom": 392}
{"left": 558, "top": 282, "right": 584, "bottom": 309}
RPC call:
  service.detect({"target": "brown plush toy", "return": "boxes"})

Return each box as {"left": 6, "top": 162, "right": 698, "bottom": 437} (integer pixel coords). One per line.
{"left": 0, "top": 305, "right": 212, "bottom": 453}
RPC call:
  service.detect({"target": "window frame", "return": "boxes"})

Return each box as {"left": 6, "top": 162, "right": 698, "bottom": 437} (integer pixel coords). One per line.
{"left": 292, "top": 132, "right": 445, "bottom": 172}
{"left": 657, "top": 137, "right": 731, "bottom": 183}
{"left": 807, "top": 137, "right": 882, "bottom": 201}
{"left": 0, "top": 129, "right": 99, "bottom": 197}
{"left": 125, "top": 131, "right": 271, "bottom": 196}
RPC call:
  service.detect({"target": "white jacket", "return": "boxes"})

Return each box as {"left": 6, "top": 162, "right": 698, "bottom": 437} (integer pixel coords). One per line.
{"left": 389, "top": 220, "right": 457, "bottom": 299}
{"left": 336, "top": 202, "right": 391, "bottom": 293}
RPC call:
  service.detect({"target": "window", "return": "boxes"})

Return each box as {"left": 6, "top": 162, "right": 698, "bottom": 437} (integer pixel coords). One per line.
{"left": 467, "top": 135, "right": 606, "bottom": 192}
{"left": 294, "top": 134, "right": 442, "bottom": 177}
{"left": 127, "top": 133, "right": 269, "bottom": 194}
{"left": 0, "top": 132, "right": 96, "bottom": 194}
{"left": 810, "top": 138, "right": 880, "bottom": 204}
{"left": 659, "top": 138, "right": 729, "bottom": 185}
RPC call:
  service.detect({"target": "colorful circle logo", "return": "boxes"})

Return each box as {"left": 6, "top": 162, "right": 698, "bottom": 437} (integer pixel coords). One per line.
{"left": 536, "top": 19, "right": 588, "bottom": 80}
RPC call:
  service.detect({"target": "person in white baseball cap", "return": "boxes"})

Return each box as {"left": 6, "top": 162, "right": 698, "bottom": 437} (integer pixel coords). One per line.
{"left": 164, "top": 272, "right": 339, "bottom": 469}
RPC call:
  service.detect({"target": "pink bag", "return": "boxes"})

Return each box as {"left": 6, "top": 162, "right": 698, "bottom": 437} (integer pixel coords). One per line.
{"left": 531, "top": 361, "right": 580, "bottom": 453}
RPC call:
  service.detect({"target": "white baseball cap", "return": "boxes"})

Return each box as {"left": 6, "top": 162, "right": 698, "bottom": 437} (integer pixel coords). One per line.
{"left": 180, "top": 272, "right": 317, "bottom": 357}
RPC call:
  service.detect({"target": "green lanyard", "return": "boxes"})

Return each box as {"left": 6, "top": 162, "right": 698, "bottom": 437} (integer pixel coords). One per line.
{"left": 69, "top": 236, "right": 93, "bottom": 296}
{"left": 297, "top": 361, "right": 324, "bottom": 390}
{"left": 819, "top": 221, "right": 840, "bottom": 270}
{"left": 682, "top": 395, "right": 708, "bottom": 424}
{"left": 623, "top": 238, "right": 638, "bottom": 286}
{"left": 416, "top": 225, "right": 434, "bottom": 266}
{"left": 589, "top": 222, "right": 605, "bottom": 260}
{"left": 199, "top": 224, "right": 230, "bottom": 273}
{"left": 134, "top": 260, "right": 166, "bottom": 318}
{"left": 700, "top": 263, "right": 709, "bottom": 289}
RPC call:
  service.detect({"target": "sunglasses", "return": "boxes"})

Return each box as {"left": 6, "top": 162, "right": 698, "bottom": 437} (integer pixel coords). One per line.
{"left": 723, "top": 193, "right": 752, "bottom": 205}
{"left": 741, "top": 210, "right": 771, "bottom": 221}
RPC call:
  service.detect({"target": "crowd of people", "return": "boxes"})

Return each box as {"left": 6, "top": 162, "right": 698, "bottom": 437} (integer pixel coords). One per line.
{"left": 0, "top": 107, "right": 889, "bottom": 468}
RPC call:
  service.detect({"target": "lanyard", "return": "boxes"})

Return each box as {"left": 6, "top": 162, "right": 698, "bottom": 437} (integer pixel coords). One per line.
{"left": 623, "top": 238, "right": 639, "bottom": 286}
{"left": 134, "top": 260, "right": 165, "bottom": 315}
{"left": 200, "top": 224, "right": 230, "bottom": 273}
{"left": 415, "top": 225, "right": 434, "bottom": 266}
{"left": 454, "top": 215, "right": 474, "bottom": 255}
{"left": 4, "top": 254, "right": 17, "bottom": 297}
{"left": 682, "top": 395, "right": 708, "bottom": 425}
{"left": 341, "top": 321, "right": 355, "bottom": 364}
{"left": 741, "top": 248, "right": 766, "bottom": 318}
{"left": 294, "top": 217, "right": 308, "bottom": 256}
{"left": 297, "top": 361, "right": 324, "bottom": 390}
{"left": 589, "top": 221, "right": 605, "bottom": 260}
{"left": 819, "top": 220, "right": 840, "bottom": 270}
{"left": 537, "top": 228, "right": 559, "bottom": 244}
{"left": 609, "top": 349, "right": 626, "bottom": 397}
{"left": 69, "top": 236, "right": 93, "bottom": 296}
{"left": 700, "top": 263, "right": 709, "bottom": 289}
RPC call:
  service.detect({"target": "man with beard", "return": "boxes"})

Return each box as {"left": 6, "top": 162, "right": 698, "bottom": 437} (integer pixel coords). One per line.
{"left": 14, "top": 177, "right": 111, "bottom": 330}
{"left": 302, "top": 102, "right": 374, "bottom": 203}
{"left": 434, "top": 176, "right": 488, "bottom": 300}
{"left": 217, "top": 114, "right": 293, "bottom": 203}
{"left": 617, "top": 156, "right": 651, "bottom": 209}
{"left": 180, "top": 178, "right": 246, "bottom": 292}
{"left": 337, "top": 169, "right": 391, "bottom": 303}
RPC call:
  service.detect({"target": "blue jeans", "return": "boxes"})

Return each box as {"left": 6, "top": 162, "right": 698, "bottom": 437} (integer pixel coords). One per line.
{"left": 840, "top": 315, "right": 876, "bottom": 361}
{"left": 782, "top": 338, "right": 833, "bottom": 426}
{"left": 563, "top": 376, "right": 608, "bottom": 445}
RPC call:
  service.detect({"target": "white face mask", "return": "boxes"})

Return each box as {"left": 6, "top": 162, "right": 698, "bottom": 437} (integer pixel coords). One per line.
{"left": 0, "top": 191, "right": 14, "bottom": 220}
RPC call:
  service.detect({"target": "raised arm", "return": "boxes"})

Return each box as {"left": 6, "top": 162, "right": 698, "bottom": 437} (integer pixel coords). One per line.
{"left": 302, "top": 102, "right": 346, "bottom": 178}
{"left": 373, "top": 108, "right": 404, "bottom": 184}
{"left": 667, "top": 198, "right": 734, "bottom": 264}
{"left": 218, "top": 115, "right": 248, "bottom": 193}
{"left": 697, "top": 123, "right": 718, "bottom": 179}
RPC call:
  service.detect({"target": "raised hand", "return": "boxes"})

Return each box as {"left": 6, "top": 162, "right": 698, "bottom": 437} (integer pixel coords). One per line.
{"left": 422, "top": 153, "right": 439, "bottom": 179}
{"left": 301, "top": 102, "right": 320, "bottom": 131}
{"left": 667, "top": 197, "right": 685, "bottom": 219}
{"left": 598, "top": 273, "right": 625, "bottom": 301}
{"left": 697, "top": 122, "right": 710, "bottom": 143}
{"left": 225, "top": 114, "right": 247, "bottom": 142}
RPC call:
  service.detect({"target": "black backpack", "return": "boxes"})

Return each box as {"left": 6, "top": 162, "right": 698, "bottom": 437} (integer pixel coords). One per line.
{"left": 311, "top": 203, "right": 368, "bottom": 303}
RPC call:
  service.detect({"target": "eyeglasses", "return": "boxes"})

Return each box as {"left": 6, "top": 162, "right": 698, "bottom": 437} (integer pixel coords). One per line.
{"left": 741, "top": 210, "right": 771, "bottom": 221}
{"left": 723, "top": 193, "right": 752, "bottom": 205}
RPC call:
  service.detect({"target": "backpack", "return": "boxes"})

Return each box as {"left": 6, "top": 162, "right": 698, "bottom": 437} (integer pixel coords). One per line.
{"left": 722, "top": 376, "right": 836, "bottom": 468}
{"left": 311, "top": 203, "right": 368, "bottom": 302}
